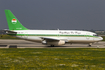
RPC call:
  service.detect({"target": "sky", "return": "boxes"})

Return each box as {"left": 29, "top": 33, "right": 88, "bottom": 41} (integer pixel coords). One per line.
{"left": 0, "top": 0, "right": 105, "bottom": 30}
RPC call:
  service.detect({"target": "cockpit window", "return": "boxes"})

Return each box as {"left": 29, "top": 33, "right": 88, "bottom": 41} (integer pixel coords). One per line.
{"left": 93, "top": 34, "right": 99, "bottom": 37}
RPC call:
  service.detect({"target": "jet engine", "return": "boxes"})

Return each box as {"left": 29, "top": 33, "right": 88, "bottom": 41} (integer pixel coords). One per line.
{"left": 58, "top": 40, "right": 65, "bottom": 45}
{"left": 43, "top": 40, "right": 65, "bottom": 46}
{"left": 42, "top": 40, "right": 47, "bottom": 45}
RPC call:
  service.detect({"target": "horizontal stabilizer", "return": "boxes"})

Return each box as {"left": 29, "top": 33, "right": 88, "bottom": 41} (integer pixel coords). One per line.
{"left": 3, "top": 29, "right": 17, "bottom": 34}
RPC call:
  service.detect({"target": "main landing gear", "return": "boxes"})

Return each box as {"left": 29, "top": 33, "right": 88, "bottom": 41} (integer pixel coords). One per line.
{"left": 50, "top": 45, "right": 55, "bottom": 47}
{"left": 88, "top": 44, "right": 91, "bottom": 47}
{"left": 88, "top": 43, "right": 92, "bottom": 47}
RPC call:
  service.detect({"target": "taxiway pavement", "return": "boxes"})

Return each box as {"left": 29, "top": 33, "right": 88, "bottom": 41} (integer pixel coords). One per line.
{"left": 0, "top": 39, "right": 105, "bottom": 48}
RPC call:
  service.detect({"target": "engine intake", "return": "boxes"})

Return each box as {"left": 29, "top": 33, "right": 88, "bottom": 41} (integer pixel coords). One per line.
{"left": 58, "top": 40, "right": 65, "bottom": 45}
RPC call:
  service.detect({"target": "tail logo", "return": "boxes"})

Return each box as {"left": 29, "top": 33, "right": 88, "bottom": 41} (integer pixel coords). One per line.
{"left": 11, "top": 18, "right": 17, "bottom": 24}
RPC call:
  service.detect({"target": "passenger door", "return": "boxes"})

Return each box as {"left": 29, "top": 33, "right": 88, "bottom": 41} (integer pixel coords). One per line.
{"left": 86, "top": 33, "right": 90, "bottom": 40}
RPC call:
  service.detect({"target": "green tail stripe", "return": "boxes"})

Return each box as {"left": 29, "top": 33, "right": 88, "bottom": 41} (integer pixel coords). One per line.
{"left": 5, "top": 10, "right": 28, "bottom": 30}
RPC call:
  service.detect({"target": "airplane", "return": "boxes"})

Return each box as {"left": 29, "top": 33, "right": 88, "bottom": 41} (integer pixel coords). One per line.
{"left": 4, "top": 9, "right": 103, "bottom": 47}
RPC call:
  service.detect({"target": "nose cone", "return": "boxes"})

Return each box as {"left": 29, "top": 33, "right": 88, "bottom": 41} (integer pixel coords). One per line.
{"left": 99, "top": 37, "right": 103, "bottom": 41}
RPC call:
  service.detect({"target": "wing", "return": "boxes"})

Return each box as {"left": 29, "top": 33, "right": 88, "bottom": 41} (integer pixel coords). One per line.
{"left": 41, "top": 37, "right": 68, "bottom": 42}
{"left": 41, "top": 37, "right": 60, "bottom": 42}
{"left": 41, "top": 37, "right": 67, "bottom": 46}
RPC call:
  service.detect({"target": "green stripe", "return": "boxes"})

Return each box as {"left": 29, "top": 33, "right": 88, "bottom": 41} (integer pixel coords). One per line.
{"left": 8, "top": 34, "right": 98, "bottom": 38}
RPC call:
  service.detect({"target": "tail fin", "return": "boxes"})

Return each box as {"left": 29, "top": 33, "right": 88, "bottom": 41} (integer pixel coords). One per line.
{"left": 5, "top": 10, "right": 28, "bottom": 30}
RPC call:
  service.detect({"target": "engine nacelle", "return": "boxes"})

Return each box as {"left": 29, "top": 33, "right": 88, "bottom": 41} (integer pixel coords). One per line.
{"left": 46, "top": 40, "right": 65, "bottom": 46}
{"left": 42, "top": 40, "right": 47, "bottom": 45}
{"left": 58, "top": 40, "right": 65, "bottom": 45}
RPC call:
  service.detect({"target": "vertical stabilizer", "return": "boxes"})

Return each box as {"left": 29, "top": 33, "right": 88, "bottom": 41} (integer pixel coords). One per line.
{"left": 5, "top": 10, "right": 28, "bottom": 30}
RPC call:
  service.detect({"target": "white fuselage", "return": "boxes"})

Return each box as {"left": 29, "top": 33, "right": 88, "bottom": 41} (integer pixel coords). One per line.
{"left": 9, "top": 30, "right": 103, "bottom": 45}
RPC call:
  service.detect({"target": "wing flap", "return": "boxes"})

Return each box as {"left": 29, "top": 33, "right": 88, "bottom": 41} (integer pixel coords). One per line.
{"left": 41, "top": 37, "right": 69, "bottom": 42}
{"left": 41, "top": 37, "right": 60, "bottom": 42}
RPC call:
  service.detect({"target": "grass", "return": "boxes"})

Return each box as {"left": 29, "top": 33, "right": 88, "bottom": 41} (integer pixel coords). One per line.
{"left": 0, "top": 48, "right": 105, "bottom": 70}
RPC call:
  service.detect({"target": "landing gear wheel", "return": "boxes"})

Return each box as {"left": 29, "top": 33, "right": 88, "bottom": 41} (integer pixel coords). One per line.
{"left": 88, "top": 43, "right": 92, "bottom": 47}
{"left": 51, "top": 45, "right": 54, "bottom": 47}
{"left": 89, "top": 45, "right": 91, "bottom": 47}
